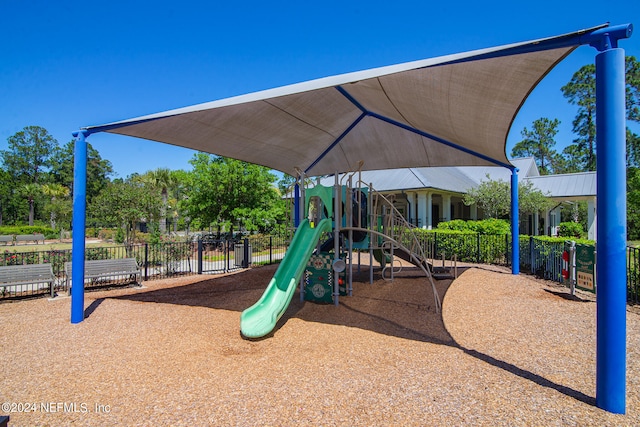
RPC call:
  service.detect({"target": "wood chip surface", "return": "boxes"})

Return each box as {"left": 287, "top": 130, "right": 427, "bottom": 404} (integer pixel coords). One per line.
{"left": 1, "top": 259, "right": 638, "bottom": 426}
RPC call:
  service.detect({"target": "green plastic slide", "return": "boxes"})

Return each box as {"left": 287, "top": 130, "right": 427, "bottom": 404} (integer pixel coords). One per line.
{"left": 240, "top": 218, "right": 332, "bottom": 338}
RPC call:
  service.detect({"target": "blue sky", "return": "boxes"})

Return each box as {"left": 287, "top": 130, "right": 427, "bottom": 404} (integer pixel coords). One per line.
{"left": 1, "top": 1, "right": 638, "bottom": 178}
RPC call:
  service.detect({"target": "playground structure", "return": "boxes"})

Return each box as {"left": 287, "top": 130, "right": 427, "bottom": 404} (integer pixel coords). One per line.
{"left": 240, "top": 167, "right": 441, "bottom": 338}
{"left": 70, "top": 24, "right": 633, "bottom": 413}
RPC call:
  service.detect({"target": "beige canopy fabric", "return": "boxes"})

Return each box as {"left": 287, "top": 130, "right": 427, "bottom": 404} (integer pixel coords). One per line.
{"left": 85, "top": 25, "right": 606, "bottom": 176}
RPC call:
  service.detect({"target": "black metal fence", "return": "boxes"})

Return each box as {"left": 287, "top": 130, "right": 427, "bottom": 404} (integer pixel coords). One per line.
{"left": 424, "top": 232, "right": 568, "bottom": 280}
{"left": 194, "top": 233, "right": 290, "bottom": 274}
{"left": 519, "top": 236, "right": 566, "bottom": 282}
{"left": 423, "top": 232, "right": 511, "bottom": 265}
{"left": 423, "top": 231, "right": 640, "bottom": 305}
{"left": 0, "top": 233, "right": 290, "bottom": 300}
{"left": 3, "top": 229, "right": 639, "bottom": 305}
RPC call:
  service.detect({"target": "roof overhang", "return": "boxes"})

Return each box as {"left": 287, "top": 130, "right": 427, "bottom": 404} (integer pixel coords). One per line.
{"left": 83, "top": 24, "right": 610, "bottom": 176}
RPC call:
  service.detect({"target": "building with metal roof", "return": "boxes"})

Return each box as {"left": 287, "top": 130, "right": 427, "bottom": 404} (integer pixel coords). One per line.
{"left": 316, "top": 157, "right": 597, "bottom": 239}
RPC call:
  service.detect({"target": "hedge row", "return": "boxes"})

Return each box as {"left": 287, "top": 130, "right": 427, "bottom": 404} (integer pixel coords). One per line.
{"left": 410, "top": 227, "right": 595, "bottom": 265}
{"left": 0, "top": 225, "right": 57, "bottom": 239}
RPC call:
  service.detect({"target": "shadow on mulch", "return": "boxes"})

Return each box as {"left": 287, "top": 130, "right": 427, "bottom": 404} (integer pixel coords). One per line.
{"left": 109, "top": 264, "right": 454, "bottom": 343}
{"left": 107, "top": 263, "right": 595, "bottom": 406}
{"left": 544, "top": 288, "right": 591, "bottom": 302}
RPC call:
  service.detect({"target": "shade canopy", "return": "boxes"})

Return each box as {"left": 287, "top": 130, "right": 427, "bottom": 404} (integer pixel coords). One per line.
{"left": 85, "top": 24, "right": 607, "bottom": 176}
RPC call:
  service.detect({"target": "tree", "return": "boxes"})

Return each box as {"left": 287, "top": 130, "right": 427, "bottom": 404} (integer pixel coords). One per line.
{"left": 137, "top": 168, "right": 176, "bottom": 234}
{"left": 627, "top": 129, "right": 640, "bottom": 168}
{"left": 626, "top": 56, "right": 640, "bottom": 122}
{"left": 561, "top": 64, "right": 597, "bottom": 171}
{"left": 20, "top": 183, "right": 41, "bottom": 226}
{"left": 463, "top": 175, "right": 551, "bottom": 221}
{"left": 185, "top": 154, "right": 283, "bottom": 233}
{"left": 511, "top": 118, "right": 561, "bottom": 175}
{"left": 41, "top": 183, "right": 71, "bottom": 231}
{"left": 1, "top": 126, "right": 57, "bottom": 185}
{"left": 463, "top": 177, "right": 510, "bottom": 219}
{"left": 49, "top": 140, "right": 114, "bottom": 201}
{"left": 556, "top": 144, "right": 587, "bottom": 174}
{"left": 277, "top": 173, "right": 296, "bottom": 195}
{"left": 561, "top": 56, "right": 640, "bottom": 172}
{"left": 89, "top": 179, "right": 161, "bottom": 245}
{"left": 628, "top": 168, "right": 640, "bottom": 241}
{"left": 167, "top": 169, "right": 191, "bottom": 233}
{"left": 519, "top": 180, "right": 553, "bottom": 216}
{"left": 0, "top": 169, "right": 11, "bottom": 226}
{"left": 626, "top": 57, "right": 640, "bottom": 168}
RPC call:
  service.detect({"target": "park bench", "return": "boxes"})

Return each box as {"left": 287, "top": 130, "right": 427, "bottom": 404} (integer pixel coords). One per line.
{"left": 15, "top": 234, "right": 45, "bottom": 245}
{"left": 0, "top": 235, "right": 13, "bottom": 245}
{"left": 0, "top": 263, "right": 56, "bottom": 298}
{"left": 65, "top": 258, "right": 142, "bottom": 290}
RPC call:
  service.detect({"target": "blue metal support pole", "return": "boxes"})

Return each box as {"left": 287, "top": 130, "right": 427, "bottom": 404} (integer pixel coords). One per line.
{"left": 70, "top": 130, "right": 88, "bottom": 323}
{"left": 511, "top": 168, "right": 519, "bottom": 274}
{"left": 595, "top": 47, "right": 627, "bottom": 414}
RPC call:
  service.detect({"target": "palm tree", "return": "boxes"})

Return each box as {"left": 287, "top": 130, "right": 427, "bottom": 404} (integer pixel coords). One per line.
{"left": 41, "top": 183, "right": 70, "bottom": 232}
{"left": 139, "top": 168, "right": 175, "bottom": 234}
{"left": 20, "top": 183, "right": 41, "bottom": 226}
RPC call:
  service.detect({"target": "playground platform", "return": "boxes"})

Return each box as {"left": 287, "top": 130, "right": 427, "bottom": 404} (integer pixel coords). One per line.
{"left": 1, "top": 261, "right": 638, "bottom": 425}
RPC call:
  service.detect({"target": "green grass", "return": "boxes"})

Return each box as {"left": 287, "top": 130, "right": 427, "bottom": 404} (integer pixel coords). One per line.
{"left": 203, "top": 254, "right": 229, "bottom": 262}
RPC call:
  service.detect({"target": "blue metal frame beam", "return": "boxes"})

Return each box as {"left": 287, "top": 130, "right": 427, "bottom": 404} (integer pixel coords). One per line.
{"left": 334, "top": 86, "right": 514, "bottom": 169}
{"left": 304, "top": 112, "right": 367, "bottom": 174}
{"left": 432, "top": 24, "right": 631, "bottom": 68}
{"left": 367, "top": 111, "right": 513, "bottom": 169}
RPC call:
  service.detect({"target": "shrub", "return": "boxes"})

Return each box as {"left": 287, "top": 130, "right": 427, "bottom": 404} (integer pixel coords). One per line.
{"left": 2, "top": 250, "right": 40, "bottom": 266}
{"left": 114, "top": 228, "right": 125, "bottom": 244}
{"left": 436, "top": 219, "right": 469, "bottom": 231}
{"left": 468, "top": 218, "right": 511, "bottom": 235}
{"left": 248, "top": 234, "right": 273, "bottom": 253}
{"left": 134, "top": 232, "right": 151, "bottom": 244}
{"left": 43, "top": 250, "right": 72, "bottom": 274}
{"left": 0, "top": 225, "right": 55, "bottom": 236}
{"left": 435, "top": 218, "right": 510, "bottom": 234}
{"left": 86, "top": 247, "right": 112, "bottom": 261}
{"left": 98, "top": 228, "right": 115, "bottom": 241}
{"left": 558, "top": 222, "right": 583, "bottom": 238}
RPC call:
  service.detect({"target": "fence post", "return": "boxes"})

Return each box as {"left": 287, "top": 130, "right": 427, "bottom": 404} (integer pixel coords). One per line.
{"left": 144, "top": 243, "right": 149, "bottom": 281}
{"left": 569, "top": 240, "right": 576, "bottom": 295}
{"left": 197, "top": 239, "right": 203, "bottom": 274}
{"left": 269, "top": 236, "right": 273, "bottom": 264}
{"left": 225, "top": 240, "right": 230, "bottom": 273}
{"left": 505, "top": 234, "right": 509, "bottom": 266}
{"left": 529, "top": 236, "right": 534, "bottom": 274}
{"left": 434, "top": 232, "right": 438, "bottom": 259}
{"left": 476, "top": 234, "right": 481, "bottom": 264}
{"left": 243, "top": 238, "right": 250, "bottom": 268}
